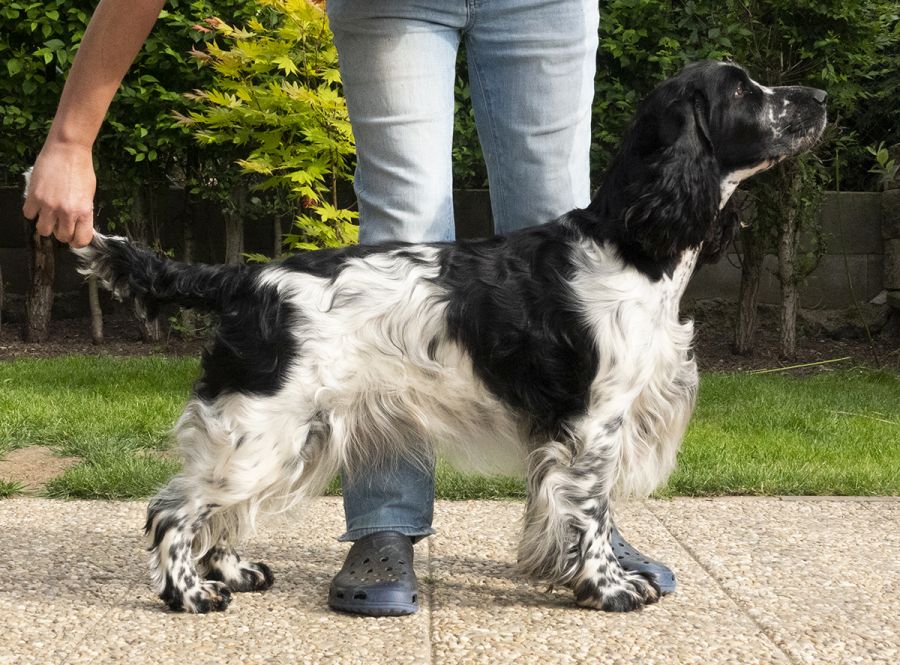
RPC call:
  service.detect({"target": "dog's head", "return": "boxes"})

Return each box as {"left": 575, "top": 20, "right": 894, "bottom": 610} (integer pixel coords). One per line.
{"left": 598, "top": 61, "right": 827, "bottom": 263}
{"left": 693, "top": 61, "right": 828, "bottom": 194}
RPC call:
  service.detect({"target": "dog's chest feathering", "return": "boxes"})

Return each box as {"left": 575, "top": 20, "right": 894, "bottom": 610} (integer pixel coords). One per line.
{"left": 569, "top": 242, "right": 699, "bottom": 497}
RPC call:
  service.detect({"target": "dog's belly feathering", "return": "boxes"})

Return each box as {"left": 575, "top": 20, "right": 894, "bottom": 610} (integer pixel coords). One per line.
{"left": 258, "top": 247, "right": 528, "bottom": 477}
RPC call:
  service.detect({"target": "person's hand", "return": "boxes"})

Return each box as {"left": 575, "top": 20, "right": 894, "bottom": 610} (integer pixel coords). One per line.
{"left": 22, "top": 141, "right": 97, "bottom": 248}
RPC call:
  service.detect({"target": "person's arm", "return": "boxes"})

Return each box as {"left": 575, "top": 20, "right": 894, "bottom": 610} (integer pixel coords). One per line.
{"left": 22, "top": 0, "right": 167, "bottom": 247}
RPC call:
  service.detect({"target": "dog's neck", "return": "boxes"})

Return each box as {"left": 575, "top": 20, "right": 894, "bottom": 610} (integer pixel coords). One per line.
{"left": 579, "top": 138, "right": 722, "bottom": 282}
{"left": 670, "top": 246, "right": 701, "bottom": 303}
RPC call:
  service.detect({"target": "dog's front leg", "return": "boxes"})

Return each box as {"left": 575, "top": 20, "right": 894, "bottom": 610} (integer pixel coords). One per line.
{"left": 518, "top": 428, "right": 660, "bottom": 612}
{"left": 566, "top": 492, "right": 660, "bottom": 612}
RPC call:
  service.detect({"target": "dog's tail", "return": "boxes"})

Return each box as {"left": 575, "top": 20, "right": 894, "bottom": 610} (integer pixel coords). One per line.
{"left": 73, "top": 233, "right": 255, "bottom": 317}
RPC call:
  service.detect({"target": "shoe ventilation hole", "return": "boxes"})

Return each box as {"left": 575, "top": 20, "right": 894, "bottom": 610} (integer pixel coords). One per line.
{"left": 381, "top": 557, "right": 389, "bottom": 562}
{"left": 411, "top": 594, "right": 417, "bottom": 603}
{"left": 386, "top": 567, "right": 393, "bottom": 572}
{"left": 367, "top": 569, "right": 373, "bottom": 574}
{"left": 363, "top": 558, "right": 370, "bottom": 564}
{"left": 397, "top": 560, "right": 405, "bottom": 565}
{"left": 354, "top": 592, "right": 367, "bottom": 600}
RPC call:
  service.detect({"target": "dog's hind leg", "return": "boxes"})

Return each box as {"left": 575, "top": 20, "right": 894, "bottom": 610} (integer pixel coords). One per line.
{"left": 517, "top": 427, "right": 660, "bottom": 612}
{"left": 145, "top": 478, "right": 232, "bottom": 613}
{"left": 145, "top": 398, "right": 318, "bottom": 612}
{"left": 197, "top": 535, "right": 275, "bottom": 593}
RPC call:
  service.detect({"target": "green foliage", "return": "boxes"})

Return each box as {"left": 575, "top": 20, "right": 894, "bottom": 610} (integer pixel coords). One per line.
{"left": 0, "top": 0, "right": 90, "bottom": 183}
{"left": 725, "top": 0, "right": 897, "bottom": 191}
{"left": 2, "top": 0, "right": 897, "bottom": 245}
{"left": 182, "top": 0, "right": 358, "bottom": 249}
{"left": 452, "top": 71, "right": 489, "bottom": 190}
{"left": 0, "top": 480, "right": 25, "bottom": 499}
{"left": 867, "top": 142, "right": 900, "bottom": 190}
{"left": 592, "top": 0, "right": 745, "bottom": 177}
{"left": 44, "top": 448, "right": 181, "bottom": 500}
{"left": 450, "top": 1, "right": 898, "bottom": 193}
{"left": 98, "top": 0, "right": 259, "bottom": 234}
{"left": 451, "top": 45, "right": 489, "bottom": 190}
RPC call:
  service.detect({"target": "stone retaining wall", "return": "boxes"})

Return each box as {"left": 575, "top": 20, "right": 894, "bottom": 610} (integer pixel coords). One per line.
{"left": 882, "top": 187, "right": 900, "bottom": 309}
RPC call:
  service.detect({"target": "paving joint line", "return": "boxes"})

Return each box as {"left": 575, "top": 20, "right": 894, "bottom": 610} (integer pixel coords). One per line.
{"left": 60, "top": 576, "right": 131, "bottom": 665}
{"left": 426, "top": 536, "right": 436, "bottom": 665}
{"left": 645, "top": 502, "right": 799, "bottom": 665}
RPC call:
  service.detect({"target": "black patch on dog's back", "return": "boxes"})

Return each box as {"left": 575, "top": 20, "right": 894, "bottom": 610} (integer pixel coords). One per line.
{"left": 279, "top": 242, "right": 423, "bottom": 280}
{"left": 195, "top": 283, "right": 298, "bottom": 400}
{"left": 436, "top": 223, "right": 599, "bottom": 437}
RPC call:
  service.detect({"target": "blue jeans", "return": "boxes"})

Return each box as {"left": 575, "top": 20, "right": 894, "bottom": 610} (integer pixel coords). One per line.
{"left": 327, "top": 0, "right": 599, "bottom": 542}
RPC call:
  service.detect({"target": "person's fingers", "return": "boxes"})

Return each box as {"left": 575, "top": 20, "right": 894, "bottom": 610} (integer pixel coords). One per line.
{"left": 35, "top": 210, "right": 57, "bottom": 238}
{"left": 71, "top": 216, "right": 95, "bottom": 248}
{"left": 22, "top": 196, "right": 39, "bottom": 222}
{"left": 53, "top": 212, "right": 77, "bottom": 244}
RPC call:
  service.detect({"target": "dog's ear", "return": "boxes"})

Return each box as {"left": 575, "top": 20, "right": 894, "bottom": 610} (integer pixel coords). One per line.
{"left": 621, "top": 92, "right": 721, "bottom": 262}
{"left": 691, "top": 89, "right": 713, "bottom": 151}
{"left": 698, "top": 195, "right": 740, "bottom": 265}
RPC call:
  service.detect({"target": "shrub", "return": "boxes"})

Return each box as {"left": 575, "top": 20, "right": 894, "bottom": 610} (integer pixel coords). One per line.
{"left": 181, "top": 0, "right": 357, "bottom": 250}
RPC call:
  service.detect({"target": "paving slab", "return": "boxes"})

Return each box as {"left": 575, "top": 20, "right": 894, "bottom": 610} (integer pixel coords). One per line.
{"left": 0, "top": 496, "right": 897, "bottom": 664}
{"left": 650, "top": 497, "right": 900, "bottom": 665}
{"left": 430, "top": 500, "right": 790, "bottom": 665}
{"left": 0, "top": 498, "right": 429, "bottom": 665}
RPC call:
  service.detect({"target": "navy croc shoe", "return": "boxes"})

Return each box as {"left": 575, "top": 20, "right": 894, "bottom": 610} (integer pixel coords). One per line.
{"left": 328, "top": 531, "right": 419, "bottom": 616}
{"left": 610, "top": 524, "right": 676, "bottom": 595}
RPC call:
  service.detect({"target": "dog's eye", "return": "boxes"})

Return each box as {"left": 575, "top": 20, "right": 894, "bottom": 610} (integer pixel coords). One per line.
{"left": 734, "top": 83, "right": 746, "bottom": 98}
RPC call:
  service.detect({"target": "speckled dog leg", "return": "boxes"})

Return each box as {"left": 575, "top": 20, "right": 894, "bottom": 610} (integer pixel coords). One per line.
{"left": 199, "top": 539, "right": 274, "bottom": 593}
{"left": 144, "top": 492, "right": 231, "bottom": 613}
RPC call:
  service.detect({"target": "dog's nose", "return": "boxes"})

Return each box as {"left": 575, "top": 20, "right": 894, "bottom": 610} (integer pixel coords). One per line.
{"left": 811, "top": 88, "right": 828, "bottom": 105}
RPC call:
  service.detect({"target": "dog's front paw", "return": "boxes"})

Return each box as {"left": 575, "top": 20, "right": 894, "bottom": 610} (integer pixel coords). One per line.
{"left": 573, "top": 571, "right": 660, "bottom": 612}
{"left": 175, "top": 580, "right": 233, "bottom": 613}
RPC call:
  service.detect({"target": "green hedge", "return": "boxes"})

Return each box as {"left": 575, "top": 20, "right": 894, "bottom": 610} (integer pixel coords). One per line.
{"left": 2, "top": 1, "right": 897, "bottom": 196}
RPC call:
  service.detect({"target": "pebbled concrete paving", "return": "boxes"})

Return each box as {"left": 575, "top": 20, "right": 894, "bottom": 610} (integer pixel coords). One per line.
{"left": 0, "top": 497, "right": 897, "bottom": 664}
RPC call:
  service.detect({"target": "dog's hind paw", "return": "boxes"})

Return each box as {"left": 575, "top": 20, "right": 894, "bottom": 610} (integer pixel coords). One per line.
{"left": 207, "top": 561, "right": 275, "bottom": 593}
{"left": 171, "top": 580, "right": 233, "bottom": 613}
{"left": 573, "top": 571, "right": 660, "bottom": 612}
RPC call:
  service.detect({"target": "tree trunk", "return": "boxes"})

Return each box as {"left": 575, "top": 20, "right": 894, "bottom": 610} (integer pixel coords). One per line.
{"left": 223, "top": 181, "right": 247, "bottom": 265}
{"left": 274, "top": 214, "right": 283, "bottom": 258}
{"left": 179, "top": 200, "right": 197, "bottom": 334}
{"left": 733, "top": 225, "right": 764, "bottom": 355}
{"left": 23, "top": 228, "right": 55, "bottom": 342}
{"left": 777, "top": 200, "right": 801, "bottom": 359}
{"left": 88, "top": 276, "right": 104, "bottom": 345}
{"left": 130, "top": 189, "right": 162, "bottom": 343}
{"left": 777, "top": 166, "right": 804, "bottom": 360}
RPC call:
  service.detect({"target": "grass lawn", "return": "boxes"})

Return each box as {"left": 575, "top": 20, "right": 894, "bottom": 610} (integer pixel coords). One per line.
{"left": 0, "top": 355, "right": 897, "bottom": 499}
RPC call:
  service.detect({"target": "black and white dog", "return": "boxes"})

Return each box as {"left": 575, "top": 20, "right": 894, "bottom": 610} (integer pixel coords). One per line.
{"left": 66, "top": 61, "right": 826, "bottom": 613}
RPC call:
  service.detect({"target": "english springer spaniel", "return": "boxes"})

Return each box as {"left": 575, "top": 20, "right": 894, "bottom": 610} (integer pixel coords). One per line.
{"left": 66, "top": 61, "right": 827, "bottom": 613}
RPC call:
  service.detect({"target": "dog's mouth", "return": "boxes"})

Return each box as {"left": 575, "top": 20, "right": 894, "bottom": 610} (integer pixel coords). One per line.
{"left": 781, "top": 112, "right": 827, "bottom": 155}
{"left": 773, "top": 90, "right": 828, "bottom": 159}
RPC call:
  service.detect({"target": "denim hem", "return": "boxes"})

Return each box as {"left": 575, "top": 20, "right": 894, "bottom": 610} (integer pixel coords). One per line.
{"left": 337, "top": 526, "right": 437, "bottom": 543}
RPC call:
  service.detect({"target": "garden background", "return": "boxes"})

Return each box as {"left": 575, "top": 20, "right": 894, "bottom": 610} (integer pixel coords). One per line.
{"left": 0, "top": 0, "right": 897, "bottom": 499}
